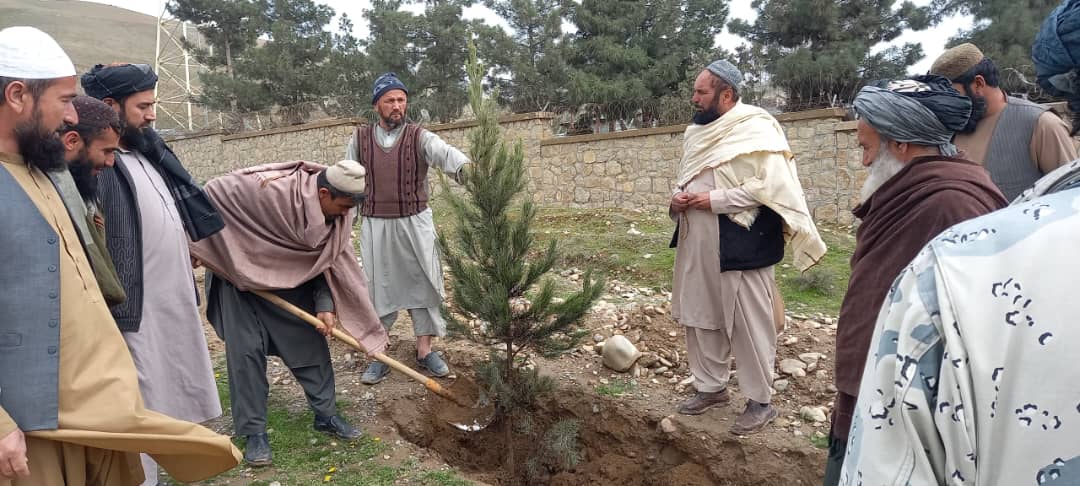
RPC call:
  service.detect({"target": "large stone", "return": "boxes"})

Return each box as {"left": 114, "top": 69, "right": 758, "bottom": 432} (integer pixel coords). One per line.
{"left": 602, "top": 335, "right": 641, "bottom": 372}
{"left": 773, "top": 379, "right": 790, "bottom": 392}
{"left": 800, "top": 406, "right": 827, "bottom": 423}
{"left": 660, "top": 416, "right": 677, "bottom": 434}
{"left": 779, "top": 359, "right": 808, "bottom": 375}
{"left": 799, "top": 352, "right": 826, "bottom": 363}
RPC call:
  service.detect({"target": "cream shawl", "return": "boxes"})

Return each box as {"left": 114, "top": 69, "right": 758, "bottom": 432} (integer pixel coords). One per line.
{"left": 678, "top": 102, "right": 826, "bottom": 271}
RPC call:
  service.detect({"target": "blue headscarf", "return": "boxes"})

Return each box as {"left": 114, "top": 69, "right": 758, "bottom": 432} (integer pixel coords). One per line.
{"left": 372, "top": 72, "right": 408, "bottom": 105}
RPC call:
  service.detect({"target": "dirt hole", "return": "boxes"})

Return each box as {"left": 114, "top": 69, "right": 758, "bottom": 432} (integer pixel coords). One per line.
{"left": 385, "top": 378, "right": 821, "bottom": 485}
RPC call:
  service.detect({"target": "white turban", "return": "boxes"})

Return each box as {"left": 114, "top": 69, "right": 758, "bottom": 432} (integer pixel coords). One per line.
{"left": 0, "top": 27, "right": 75, "bottom": 79}
{"left": 325, "top": 160, "right": 366, "bottom": 194}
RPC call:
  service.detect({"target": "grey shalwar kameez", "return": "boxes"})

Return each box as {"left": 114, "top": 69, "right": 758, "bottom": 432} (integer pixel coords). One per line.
{"left": 115, "top": 150, "right": 222, "bottom": 485}
{"left": 205, "top": 273, "right": 337, "bottom": 436}
{"left": 345, "top": 125, "right": 469, "bottom": 337}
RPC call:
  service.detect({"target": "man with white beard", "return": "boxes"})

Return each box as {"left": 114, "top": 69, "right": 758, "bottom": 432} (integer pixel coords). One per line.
{"left": 823, "top": 75, "right": 1008, "bottom": 486}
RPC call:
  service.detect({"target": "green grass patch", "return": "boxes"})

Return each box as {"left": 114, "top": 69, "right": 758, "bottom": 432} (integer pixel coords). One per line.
{"left": 809, "top": 431, "right": 830, "bottom": 449}
{"left": 775, "top": 227, "right": 854, "bottom": 316}
{"left": 180, "top": 364, "right": 475, "bottom": 485}
{"left": 595, "top": 378, "right": 637, "bottom": 397}
{"left": 415, "top": 469, "right": 475, "bottom": 486}
{"left": 430, "top": 200, "right": 855, "bottom": 316}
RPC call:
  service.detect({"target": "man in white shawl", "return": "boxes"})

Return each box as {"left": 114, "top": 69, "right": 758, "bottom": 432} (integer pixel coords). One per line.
{"left": 670, "top": 60, "right": 826, "bottom": 435}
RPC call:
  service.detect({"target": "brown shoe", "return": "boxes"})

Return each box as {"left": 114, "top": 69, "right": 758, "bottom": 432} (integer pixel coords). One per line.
{"left": 730, "top": 400, "right": 779, "bottom": 435}
{"left": 676, "top": 389, "right": 731, "bottom": 415}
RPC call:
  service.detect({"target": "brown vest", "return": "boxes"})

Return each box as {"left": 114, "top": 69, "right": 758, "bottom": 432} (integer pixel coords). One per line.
{"left": 355, "top": 123, "right": 430, "bottom": 218}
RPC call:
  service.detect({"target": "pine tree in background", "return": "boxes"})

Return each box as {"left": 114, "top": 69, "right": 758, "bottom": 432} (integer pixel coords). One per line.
{"left": 438, "top": 42, "right": 604, "bottom": 483}
{"left": 730, "top": 0, "right": 933, "bottom": 110}
{"left": 932, "top": 0, "right": 1060, "bottom": 98}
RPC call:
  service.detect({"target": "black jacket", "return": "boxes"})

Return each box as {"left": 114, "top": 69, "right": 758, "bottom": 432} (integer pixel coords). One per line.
{"left": 97, "top": 131, "right": 222, "bottom": 331}
{"left": 669, "top": 206, "right": 785, "bottom": 272}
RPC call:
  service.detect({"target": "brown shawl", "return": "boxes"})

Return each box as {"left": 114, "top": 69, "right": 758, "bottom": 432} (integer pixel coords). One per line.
{"left": 831, "top": 156, "right": 1006, "bottom": 439}
{"left": 189, "top": 161, "right": 388, "bottom": 355}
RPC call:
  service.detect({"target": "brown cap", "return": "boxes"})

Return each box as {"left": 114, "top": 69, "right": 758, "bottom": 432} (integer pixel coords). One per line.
{"left": 930, "top": 43, "right": 986, "bottom": 81}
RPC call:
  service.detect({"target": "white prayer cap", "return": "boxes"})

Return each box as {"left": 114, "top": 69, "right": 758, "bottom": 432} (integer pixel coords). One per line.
{"left": 325, "top": 160, "right": 366, "bottom": 194}
{"left": 0, "top": 27, "right": 76, "bottom": 79}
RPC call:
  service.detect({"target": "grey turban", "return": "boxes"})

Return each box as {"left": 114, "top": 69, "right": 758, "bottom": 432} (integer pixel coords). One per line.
{"left": 854, "top": 75, "right": 973, "bottom": 156}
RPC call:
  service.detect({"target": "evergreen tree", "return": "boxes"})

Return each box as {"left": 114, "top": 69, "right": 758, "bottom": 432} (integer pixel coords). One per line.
{"left": 167, "top": 0, "right": 264, "bottom": 113}
{"left": 932, "top": 0, "right": 1060, "bottom": 97}
{"left": 438, "top": 43, "right": 603, "bottom": 483}
{"left": 483, "top": 0, "right": 569, "bottom": 112}
{"left": 169, "top": 0, "right": 339, "bottom": 117}
{"left": 167, "top": 0, "right": 262, "bottom": 78}
{"left": 564, "top": 0, "right": 728, "bottom": 127}
{"left": 324, "top": 14, "right": 373, "bottom": 118}
{"left": 731, "top": 0, "right": 932, "bottom": 110}
{"left": 412, "top": 0, "right": 476, "bottom": 123}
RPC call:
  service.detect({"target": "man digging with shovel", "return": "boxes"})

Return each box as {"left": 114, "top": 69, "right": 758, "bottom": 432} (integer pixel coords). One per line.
{"left": 190, "top": 160, "right": 388, "bottom": 467}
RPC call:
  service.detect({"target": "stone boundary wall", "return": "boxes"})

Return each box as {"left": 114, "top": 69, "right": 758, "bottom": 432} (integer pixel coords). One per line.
{"left": 169, "top": 109, "right": 865, "bottom": 224}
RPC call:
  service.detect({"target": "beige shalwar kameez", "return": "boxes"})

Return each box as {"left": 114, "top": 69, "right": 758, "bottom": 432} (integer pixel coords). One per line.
{"left": 672, "top": 165, "right": 779, "bottom": 404}
{"left": 0, "top": 153, "right": 241, "bottom": 486}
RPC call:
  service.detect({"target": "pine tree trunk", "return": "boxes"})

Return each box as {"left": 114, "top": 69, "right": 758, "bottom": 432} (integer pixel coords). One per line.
{"left": 505, "top": 339, "right": 516, "bottom": 484}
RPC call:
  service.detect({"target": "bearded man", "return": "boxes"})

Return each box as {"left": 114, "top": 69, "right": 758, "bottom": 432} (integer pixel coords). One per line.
{"left": 669, "top": 60, "right": 827, "bottom": 435}
{"left": 822, "top": 76, "right": 1008, "bottom": 486}
{"left": 345, "top": 73, "right": 471, "bottom": 384}
{"left": 838, "top": 153, "right": 1080, "bottom": 486}
{"left": 0, "top": 26, "right": 239, "bottom": 486}
{"left": 49, "top": 95, "right": 125, "bottom": 305}
{"left": 931, "top": 43, "right": 1076, "bottom": 201}
{"left": 82, "top": 63, "right": 225, "bottom": 485}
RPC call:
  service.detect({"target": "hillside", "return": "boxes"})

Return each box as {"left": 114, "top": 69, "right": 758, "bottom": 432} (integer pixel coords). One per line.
{"left": 0, "top": 0, "right": 158, "bottom": 75}
{"left": 0, "top": 0, "right": 217, "bottom": 132}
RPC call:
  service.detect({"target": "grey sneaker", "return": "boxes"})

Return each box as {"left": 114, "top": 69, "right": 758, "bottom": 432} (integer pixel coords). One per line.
{"left": 676, "top": 389, "right": 731, "bottom": 415}
{"left": 417, "top": 351, "right": 450, "bottom": 377}
{"left": 360, "top": 361, "right": 391, "bottom": 385}
{"left": 730, "top": 400, "right": 779, "bottom": 435}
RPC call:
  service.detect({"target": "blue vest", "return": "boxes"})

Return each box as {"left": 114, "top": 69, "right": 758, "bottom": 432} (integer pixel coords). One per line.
{"left": 0, "top": 166, "right": 61, "bottom": 431}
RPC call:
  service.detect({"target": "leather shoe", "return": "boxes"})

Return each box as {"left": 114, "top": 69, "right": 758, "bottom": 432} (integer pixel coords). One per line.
{"left": 314, "top": 414, "right": 363, "bottom": 441}
{"left": 676, "top": 389, "right": 731, "bottom": 415}
{"left": 243, "top": 433, "right": 272, "bottom": 467}
{"left": 730, "top": 400, "right": 779, "bottom": 435}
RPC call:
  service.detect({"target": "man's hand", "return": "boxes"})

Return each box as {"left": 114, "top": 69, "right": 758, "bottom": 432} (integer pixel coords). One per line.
{"left": 0, "top": 428, "right": 29, "bottom": 480}
{"left": 315, "top": 311, "right": 337, "bottom": 337}
{"left": 191, "top": 256, "right": 203, "bottom": 270}
{"left": 670, "top": 192, "right": 692, "bottom": 213}
{"left": 688, "top": 192, "right": 712, "bottom": 211}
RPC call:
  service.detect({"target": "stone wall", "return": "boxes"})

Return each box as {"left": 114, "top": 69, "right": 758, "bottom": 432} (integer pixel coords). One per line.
{"left": 168, "top": 109, "right": 867, "bottom": 224}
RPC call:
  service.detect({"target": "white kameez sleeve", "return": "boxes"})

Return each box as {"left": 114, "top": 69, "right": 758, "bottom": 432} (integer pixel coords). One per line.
{"left": 419, "top": 130, "right": 470, "bottom": 179}
{"left": 840, "top": 249, "right": 969, "bottom": 486}
{"left": 709, "top": 187, "right": 760, "bottom": 214}
{"left": 345, "top": 133, "right": 359, "bottom": 161}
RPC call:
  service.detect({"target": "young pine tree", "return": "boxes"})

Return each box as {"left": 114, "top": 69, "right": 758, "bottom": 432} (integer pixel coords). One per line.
{"left": 438, "top": 42, "right": 604, "bottom": 483}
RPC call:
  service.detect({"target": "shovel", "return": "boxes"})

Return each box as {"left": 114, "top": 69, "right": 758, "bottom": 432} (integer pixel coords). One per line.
{"left": 251, "top": 290, "right": 493, "bottom": 430}
{"left": 252, "top": 290, "right": 466, "bottom": 404}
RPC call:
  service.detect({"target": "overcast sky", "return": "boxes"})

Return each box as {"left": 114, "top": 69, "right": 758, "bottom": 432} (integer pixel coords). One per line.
{"left": 84, "top": 0, "right": 972, "bottom": 74}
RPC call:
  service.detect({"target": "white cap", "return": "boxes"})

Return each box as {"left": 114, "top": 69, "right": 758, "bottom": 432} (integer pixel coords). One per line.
{"left": 0, "top": 27, "right": 75, "bottom": 79}
{"left": 325, "top": 160, "right": 366, "bottom": 194}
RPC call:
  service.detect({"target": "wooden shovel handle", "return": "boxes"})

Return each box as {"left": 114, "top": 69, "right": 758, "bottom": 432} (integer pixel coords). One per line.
{"left": 251, "top": 290, "right": 468, "bottom": 407}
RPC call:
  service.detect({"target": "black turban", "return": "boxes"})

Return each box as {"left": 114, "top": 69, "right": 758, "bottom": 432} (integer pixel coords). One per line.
{"left": 81, "top": 63, "right": 158, "bottom": 101}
